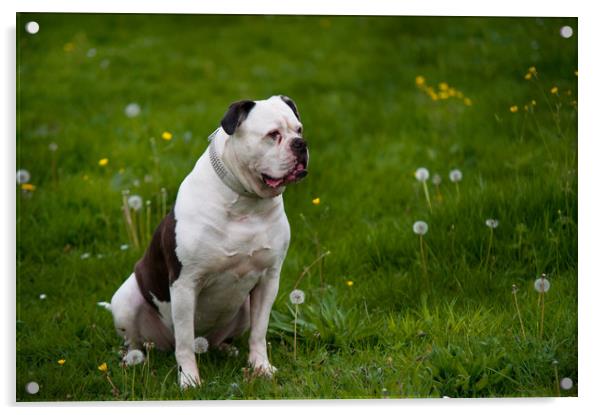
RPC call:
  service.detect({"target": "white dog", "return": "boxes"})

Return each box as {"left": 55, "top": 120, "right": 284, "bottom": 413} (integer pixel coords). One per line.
{"left": 101, "top": 96, "right": 308, "bottom": 388}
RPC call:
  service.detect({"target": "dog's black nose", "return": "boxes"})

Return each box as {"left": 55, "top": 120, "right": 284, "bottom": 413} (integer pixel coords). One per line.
{"left": 291, "top": 137, "right": 307, "bottom": 152}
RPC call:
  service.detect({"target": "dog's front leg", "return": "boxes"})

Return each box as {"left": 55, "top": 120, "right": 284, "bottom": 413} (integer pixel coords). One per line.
{"left": 248, "top": 270, "right": 280, "bottom": 376}
{"left": 170, "top": 277, "right": 200, "bottom": 389}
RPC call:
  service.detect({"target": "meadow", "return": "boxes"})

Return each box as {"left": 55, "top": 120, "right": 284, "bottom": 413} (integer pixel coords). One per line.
{"left": 16, "top": 13, "right": 578, "bottom": 400}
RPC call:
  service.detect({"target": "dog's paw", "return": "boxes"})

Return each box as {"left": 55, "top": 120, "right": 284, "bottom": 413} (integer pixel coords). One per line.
{"left": 122, "top": 349, "right": 145, "bottom": 366}
{"left": 179, "top": 369, "right": 202, "bottom": 390}
{"left": 249, "top": 360, "right": 277, "bottom": 378}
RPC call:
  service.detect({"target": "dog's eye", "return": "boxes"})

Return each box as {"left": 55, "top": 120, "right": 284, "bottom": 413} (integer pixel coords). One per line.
{"left": 267, "top": 130, "right": 281, "bottom": 141}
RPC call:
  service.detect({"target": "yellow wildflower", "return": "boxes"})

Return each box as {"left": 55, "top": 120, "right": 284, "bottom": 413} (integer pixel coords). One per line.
{"left": 531, "top": 100, "right": 537, "bottom": 106}
{"left": 63, "top": 42, "right": 74, "bottom": 52}
{"left": 463, "top": 97, "right": 472, "bottom": 106}
{"left": 438, "top": 82, "right": 449, "bottom": 91}
{"left": 312, "top": 197, "right": 320, "bottom": 205}
{"left": 524, "top": 105, "right": 529, "bottom": 111}
{"left": 448, "top": 88, "right": 457, "bottom": 97}
{"left": 510, "top": 105, "right": 519, "bottom": 113}
{"left": 98, "top": 158, "right": 109, "bottom": 167}
{"left": 83, "top": 175, "right": 89, "bottom": 181}
{"left": 550, "top": 86, "right": 559, "bottom": 94}
{"left": 524, "top": 73, "right": 532, "bottom": 80}
{"left": 98, "top": 362, "right": 108, "bottom": 372}
{"left": 21, "top": 183, "right": 36, "bottom": 191}
{"left": 528, "top": 66, "right": 537, "bottom": 74}
{"left": 346, "top": 280, "right": 354, "bottom": 287}
{"left": 161, "top": 131, "right": 173, "bottom": 141}
{"left": 58, "top": 359, "right": 66, "bottom": 365}
{"left": 415, "top": 76, "right": 426, "bottom": 87}
{"left": 574, "top": 70, "right": 578, "bottom": 76}
{"left": 438, "top": 92, "right": 449, "bottom": 100}
{"left": 456, "top": 91, "right": 464, "bottom": 99}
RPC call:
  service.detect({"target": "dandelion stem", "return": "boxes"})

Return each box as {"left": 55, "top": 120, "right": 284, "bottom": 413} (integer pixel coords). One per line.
{"left": 512, "top": 289, "right": 526, "bottom": 340}
{"left": 293, "top": 250, "right": 331, "bottom": 289}
{"left": 455, "top": 182, "right": 460, "bottom": 200}
{"left": 419, "top": 235, "right": 428, "bottom": 278}
{"left": 553, "top": 363, "right": 560, "bottom": 396}
{"left": 539, "top": 291, "right": 545, "bottom": 339}
{"left": 293, "top": 304, "right": 298, "bottom": 360}
{"left": 121, "top": 192, "right": 140, "bottom": 250}
{"left": 484, "top": 227, "right": 493, "bottom": 270}
{"left": 422, "top": 181, "right": 432, "bottom": 213}
{"left": 51, "top": 152, "right": 58, "bottom": 188}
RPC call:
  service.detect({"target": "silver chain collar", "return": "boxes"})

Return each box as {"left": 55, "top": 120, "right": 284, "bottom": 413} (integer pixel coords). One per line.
{"left": 207, "top": 128, "right": 258, "bottom": 198}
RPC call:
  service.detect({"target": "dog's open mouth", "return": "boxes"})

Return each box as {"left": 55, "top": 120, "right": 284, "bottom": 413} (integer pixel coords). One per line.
{"left": 261, "top": 162, "right": 308, "bottom": 189}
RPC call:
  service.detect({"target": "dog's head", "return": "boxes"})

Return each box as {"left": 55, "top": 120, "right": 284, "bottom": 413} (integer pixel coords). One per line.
{"left": 220, "top": 95, "right": 309, "bottom": 198}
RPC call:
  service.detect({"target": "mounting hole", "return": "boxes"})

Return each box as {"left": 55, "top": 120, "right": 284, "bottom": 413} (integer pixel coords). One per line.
{"left": 25, "top": 21, "right": 39, "bottom": 35}
{"left": 560, "top": 25, "right": 573, "bottom": 39}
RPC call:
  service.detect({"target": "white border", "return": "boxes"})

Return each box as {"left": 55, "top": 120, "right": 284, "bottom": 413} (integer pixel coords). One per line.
{"left": 3, "top": 1, "right": 600, "bottom": 414}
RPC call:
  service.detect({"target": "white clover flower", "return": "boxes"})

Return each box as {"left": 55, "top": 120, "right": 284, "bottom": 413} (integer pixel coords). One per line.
{"left": 560, "top": 377, "right": 573, "bottom": 390}
{"left": 80, "top": 252, "right": 91, "bottom": 260}
{"left": 123, "top": 349, "right": 145, "bottom": 366}
{"left": 39, "top": 293, "right": 47, "bottom": 300}
{"left": 16, "top": 169, "right": 31, "bottom": 184}
{"left": 413, "top": 221, "right": 428, "bottom": 235}
{"left": 25, "top": 381, "right": 40, "bottom": 394}
{"left": 485, "top": 219, "right": 499, "bottom": 229}
{"left": 86, "top": 48, "right": 97, "bottom": 58}
{"left": 414, "top": 167, "right": 430, "bottom": 182}
{"left": 124, "top": 103, "right": 141, "bottom": 118}
{"left": 128, "top": 195, "right": 143, "bottom": 211}
{"left": 48, "top": 142, "right": 58, "bottom": 152}
{"left": 432, "top": 174, "right": 442, "bottom": 186}
{"left": 289, "top": 289, "right": 305, "bottom": 305}
{"left": 449, "top": 169, "right": 463, "bottom": 183}
{"left": 194, "top": 336, "right": 209, "bottom": 354}
{"left": 120, "top": 244, "right": 129, "bottom": 251}
{"left": 534, "top": 275, "right": 551, "bottom": 293}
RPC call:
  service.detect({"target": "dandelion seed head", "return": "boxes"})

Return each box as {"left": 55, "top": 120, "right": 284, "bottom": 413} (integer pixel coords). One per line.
{"left": 560, "top": 26, "right": 573, "bottom": 39}
{"left": 511, "top": 284, "right": 518, "bottom": 294}
{"left": 80, "top": 252, "right": 91, "bottom": 260}
{"left": 25, "top": 21, "right": 39, "bottom": 34}
{"left": 86, "top": 48, "right": 97, "bottom": 58}
{"left": 414, "top": 167, "right": 430, "bottom": 182}
{"left": 560, "top": 377, "right": 573, "bottom": 390}
{"left": 48, "top": 142, "right": 58, "bottom": 152}
{"left": 449, "top": 169, "right": 463, "bottom": 183}
{"left": 432, "top": 174, "right": 442, "bottom": 186}
{"left": 39, "top": 293, "right": 47, "bottom": 300}
{"left": 25, "top": 381, "right": 40, "bottom": 394}
{"left": 123, "top": 349, "right": 145, "bottom": 366}
{"left": 124, "top": 103, "right": 141, "bottom": 118}
{"left": 534, "top": 275, "right": 551, "bottom": 293}
{"left": 194, "top": 337, "right": 209, "bottom": 354}
{"left": 128, "top": 194, "right": 143, "bottom": 211}
{"left": 289, "top": 289, "right": 305, "bottom": 305}
{"left": 485, "top": 219, "right": 499, "bottom": 229}
{"left": 16, "top": 169, "right": 31, "bottom": 184}
{"left": 413, "top": 220, "right": 429, "bottom": 235}
{"left": 120, "top": 244, "right": 129, "bottom": 251}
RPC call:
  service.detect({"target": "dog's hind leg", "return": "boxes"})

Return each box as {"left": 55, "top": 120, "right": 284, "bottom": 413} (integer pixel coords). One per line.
{"left": 109, "top": 273, "right": 146, "bottom": 356}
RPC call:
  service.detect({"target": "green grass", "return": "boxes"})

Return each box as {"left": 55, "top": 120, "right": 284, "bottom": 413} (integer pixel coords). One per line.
{"left": 16, "top": 13, "right": 577, "bottom": 400}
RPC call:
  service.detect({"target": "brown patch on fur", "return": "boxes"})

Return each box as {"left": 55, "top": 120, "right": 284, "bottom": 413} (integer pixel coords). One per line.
{"left": 134, "top": 210, "right": 182, "bottom": 310}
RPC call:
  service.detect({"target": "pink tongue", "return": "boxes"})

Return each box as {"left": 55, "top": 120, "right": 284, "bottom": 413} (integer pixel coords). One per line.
{"left": 265, "top": 177, "right": 284, "bottom": 188}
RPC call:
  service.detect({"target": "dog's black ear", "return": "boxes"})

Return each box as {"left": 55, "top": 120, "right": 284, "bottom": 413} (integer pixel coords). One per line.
{"left": 280, "top": 95, "right": 300, "bottom": 120}
{"left": 221, "top": 100, "right": 256, "bottom": 135}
